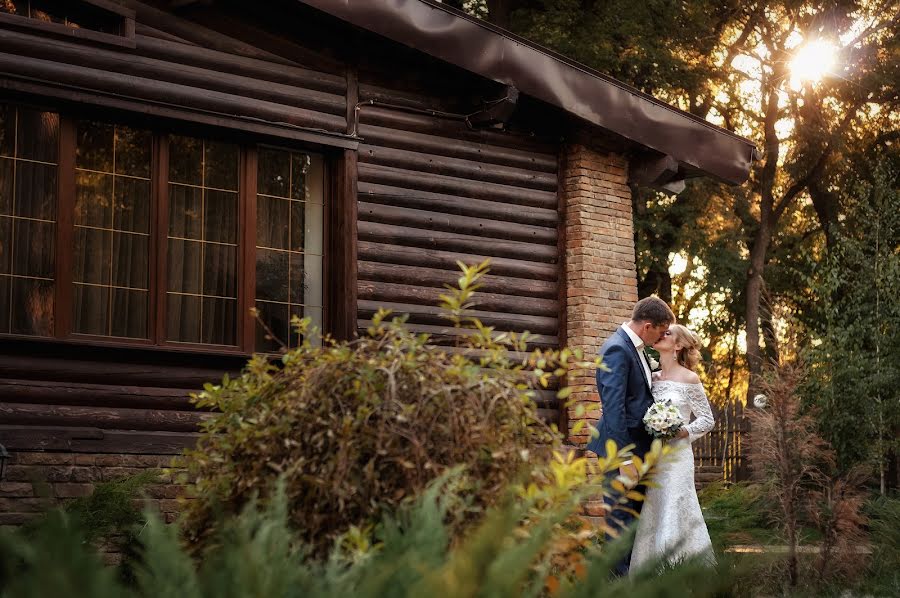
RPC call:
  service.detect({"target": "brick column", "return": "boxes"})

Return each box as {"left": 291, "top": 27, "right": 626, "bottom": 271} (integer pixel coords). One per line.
{"left": 561, "top": 144, "right": 638, "bottom": 447}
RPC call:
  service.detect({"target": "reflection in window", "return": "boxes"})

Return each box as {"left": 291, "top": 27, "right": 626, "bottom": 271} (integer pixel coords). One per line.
{"left": 0, "top": 104, "right": 58, "bottom": 336}
{"left": 0, "top": 0, "right": 125, "bottom": 35}
{"left": 255, "top": 147, "right": 323, "bottom": 351}
{"left": 73, "top": 121, "right": 151, "bottom": 338}
{"left": 167, "top": 135, "right": 239, "bottom": 346}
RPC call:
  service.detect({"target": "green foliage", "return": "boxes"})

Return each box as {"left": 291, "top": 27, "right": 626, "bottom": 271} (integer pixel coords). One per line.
{"left": 698, "top": 482, "right": 777, "bottom": 548}
{"left": 0, "top": 470, "right": 732, "bottom": 598}
{"left": 181, "top": 261, "right": 599, "bottom": 556}
{"left": 61, "top": 470, "right": 160, "bottom": 543}
{"left": 802, "top": 156, "right": 900, "bottom": 475}
{"left": 862, "top": 494, "right": 900, "bottom": 596}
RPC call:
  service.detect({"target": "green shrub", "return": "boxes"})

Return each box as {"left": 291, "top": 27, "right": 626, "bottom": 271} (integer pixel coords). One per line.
{"left": 698, "top": 481, "right": 777, "bottom": 548}
{"left": 0, "top": 470, "right": 731, "bottom": 598}
{"left": 181, "top": 262, "right": 597, "bottom": 556}
{"left": 862, "top": 494, "right": 900, "bottom": 596}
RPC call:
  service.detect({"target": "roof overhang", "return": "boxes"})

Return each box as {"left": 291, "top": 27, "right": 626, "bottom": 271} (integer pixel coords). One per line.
{"left": 297, "top": 0, "right": 755, "bottom": 185}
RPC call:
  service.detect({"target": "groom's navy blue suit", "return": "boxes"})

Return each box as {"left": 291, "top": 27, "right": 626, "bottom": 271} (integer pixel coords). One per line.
{"left": 586, "top": 326, "right": 655, "bottom": 575}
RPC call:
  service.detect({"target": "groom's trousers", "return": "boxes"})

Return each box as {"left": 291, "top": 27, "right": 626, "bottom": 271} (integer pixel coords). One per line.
{"left": 603, "top": 458, "right": 648, "bottom": 576}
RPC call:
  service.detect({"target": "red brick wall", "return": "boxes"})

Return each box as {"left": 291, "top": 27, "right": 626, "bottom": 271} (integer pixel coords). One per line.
{"left": 561, "top": 144, "right": 638, "bottom": 448}
{"left": 0, "top": 452, "right": 185, "bottom": 528}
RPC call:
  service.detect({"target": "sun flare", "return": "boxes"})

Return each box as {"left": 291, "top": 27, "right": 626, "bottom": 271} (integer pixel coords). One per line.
{"left": 789, "top": 40, "right": 837, "bottom": 87}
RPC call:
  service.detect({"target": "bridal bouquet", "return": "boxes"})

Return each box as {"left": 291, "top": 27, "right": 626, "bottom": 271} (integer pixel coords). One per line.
{"left": 643, "top": 400, "right": 684, "bottom": 439}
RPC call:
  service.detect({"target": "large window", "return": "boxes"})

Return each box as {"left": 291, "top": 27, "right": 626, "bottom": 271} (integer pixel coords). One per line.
{"left": 0, "top": 101, "right": 326, "bottom": 353}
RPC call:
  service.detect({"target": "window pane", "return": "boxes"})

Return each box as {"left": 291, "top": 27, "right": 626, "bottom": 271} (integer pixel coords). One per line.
{"left": 76, "top": 121, "right": 114, "bottom": 172}
{"left": 204, "top": 190, "right": 237, "bottom": 244}
{"left": 256, "top": 195, "right": 289, "bottom": 249}
{"left": 13, "top": 219, "right": 54, "bottom": 278}
{"left": 113, "top": 177, "right": 150, "bottom": 234}
{"left": 255, "top": 147, "right": 324, "bottom": 351}
{"left": 110, "top": 288, "right": 148, "bottom": 339}
{"left": 0, "top": 105, "right": 58, "bottom": 338}
{"left": 254, "top": 300, "right": 288, "bottom": 352}
{"left": 115, "top": 127, "right": 152, "bottom": 178}
{"left": 16, "top": 108, "right": 58, "bottom": 163}
{"left": 166, "top": 293, "right": 200, "bottom": 344}
{"left": 255, "top": 248, "right": 288, "bottom": 302}
{"left": 73, "top": 284, "right": 109, "bottom": 336}
{"left": 73, "top": 227, "right": 111, "bottom": 285}
{"left": 15, "top": 161, "right": 57, "bottom": 220}
{"left": 10, "top": 277, "right": 53, "bottom": 335}
{"left": 204, "top": 141, "right": 239, "bottom": 191}
{"left": 73, "top": 121, "right": 152, "bottom": 338}
{"left": 201, "top": 297, "right": 236, "bottom": 345}
{"left": 74, "top": 170, "right": 113, "bottom": 228}
{"left": 167, "top": 239, "right": 202, "bottom": 295}
{"left": 167, "top": 135, "right": 239, "bottom": 346}
{"left": 0, "top": 159, "right": 12, "bottom": 215}
{"left": 111, "top": 232, "right": 148, "bottom": 289}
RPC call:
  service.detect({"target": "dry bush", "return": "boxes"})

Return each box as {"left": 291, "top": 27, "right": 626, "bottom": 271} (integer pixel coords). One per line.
{"left": 179, "top": 262, "right": 596, "bottom": 556}
{"left": 748, "top": 359, "right": 871, "bottom": 588}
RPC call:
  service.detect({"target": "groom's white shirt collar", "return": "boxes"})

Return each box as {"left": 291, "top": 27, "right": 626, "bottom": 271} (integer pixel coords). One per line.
{"left": 621, "top": 322, "right": 652, "bottom": 388}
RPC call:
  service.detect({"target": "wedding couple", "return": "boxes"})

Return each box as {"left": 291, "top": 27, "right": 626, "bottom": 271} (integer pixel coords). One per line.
{"left": 586, "top": 296, "right": 716, "bottom": 575}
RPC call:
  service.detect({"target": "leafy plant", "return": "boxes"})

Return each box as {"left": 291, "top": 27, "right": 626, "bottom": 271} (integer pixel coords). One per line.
{"left": 181, "top": 261, "right": 599, "bottom": 556}
{"left": 0, "top": 468, "right": 731, "bottom": 598}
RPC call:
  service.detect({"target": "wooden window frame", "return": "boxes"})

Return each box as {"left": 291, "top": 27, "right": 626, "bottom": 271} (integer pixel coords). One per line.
{"left": 0, "top": 0, "right": 136, "bottom": 49}
{"left": 0, "top": 101, "right": 345, "bottom": 358}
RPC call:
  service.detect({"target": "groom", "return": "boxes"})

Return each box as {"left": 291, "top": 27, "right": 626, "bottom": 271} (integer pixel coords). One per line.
{"left": 586, "top": 296, "right": 675, "bottom": 575}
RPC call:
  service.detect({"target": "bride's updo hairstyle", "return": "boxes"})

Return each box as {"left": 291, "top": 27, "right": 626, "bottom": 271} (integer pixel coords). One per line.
{"left": 670, "top": 324, "right": 702, "bottom": 371}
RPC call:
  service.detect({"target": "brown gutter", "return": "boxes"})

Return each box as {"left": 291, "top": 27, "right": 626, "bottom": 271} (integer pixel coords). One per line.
{"left": 297, "top": 0, "right": 755, "bottom": 185}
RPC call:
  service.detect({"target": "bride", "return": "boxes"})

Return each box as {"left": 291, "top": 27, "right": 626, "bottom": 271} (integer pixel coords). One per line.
{"left": 630, "top": 324, "right": 716, "bottom": 571}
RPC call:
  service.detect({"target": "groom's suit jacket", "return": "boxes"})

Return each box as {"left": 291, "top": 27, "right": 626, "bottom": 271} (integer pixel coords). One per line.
{"left": 585, "top": 327, "right": 655, "bottom": 458}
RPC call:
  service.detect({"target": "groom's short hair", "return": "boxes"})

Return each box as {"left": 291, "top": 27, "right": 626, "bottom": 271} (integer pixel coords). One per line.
{"left": 632, "top": 296, "right": 675, "bottom": 326}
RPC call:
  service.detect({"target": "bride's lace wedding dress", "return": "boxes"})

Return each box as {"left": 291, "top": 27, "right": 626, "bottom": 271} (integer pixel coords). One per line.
{"left": 630, "top": 379, "right": 716, "bottom": 572}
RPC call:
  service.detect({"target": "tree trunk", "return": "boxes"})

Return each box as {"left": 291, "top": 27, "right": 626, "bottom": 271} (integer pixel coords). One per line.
{"left": 745, "top": 214, "right": 771, "bottom": 401}
{"left": 486, "top": 0, "right": 514, "bottom": 28}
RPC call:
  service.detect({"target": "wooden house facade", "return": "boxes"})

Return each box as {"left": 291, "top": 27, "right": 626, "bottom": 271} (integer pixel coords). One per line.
{"left": 0, "top": 0, "right": 753, "bottom": 518}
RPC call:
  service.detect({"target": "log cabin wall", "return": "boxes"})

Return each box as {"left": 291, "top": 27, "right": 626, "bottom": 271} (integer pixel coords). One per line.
{"left": 0, "top": 1, "right": 566, "bottom": 521}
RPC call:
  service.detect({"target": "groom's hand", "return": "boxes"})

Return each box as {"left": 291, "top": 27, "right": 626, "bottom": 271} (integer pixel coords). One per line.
{"left": 619, "top": 464, "right": 639, "bottom": 486}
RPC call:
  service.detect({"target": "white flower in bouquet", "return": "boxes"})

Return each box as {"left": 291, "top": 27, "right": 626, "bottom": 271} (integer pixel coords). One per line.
{"left": 647, "top": 354, "right": 660, "bottom": 371}
{"left": 643, "top": 400, "right": 685, "bottom": 439}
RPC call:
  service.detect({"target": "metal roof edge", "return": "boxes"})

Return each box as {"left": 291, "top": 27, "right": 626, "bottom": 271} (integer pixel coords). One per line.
{"left": 298, "top": 0, "right": 755, "bottom": 185}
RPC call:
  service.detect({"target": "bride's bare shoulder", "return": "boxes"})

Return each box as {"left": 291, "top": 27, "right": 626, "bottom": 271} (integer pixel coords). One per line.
{"left": 675, "top": 368, "right": 701, "bottom": 385}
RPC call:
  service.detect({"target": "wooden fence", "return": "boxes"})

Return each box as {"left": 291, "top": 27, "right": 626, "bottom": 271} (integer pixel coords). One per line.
{"left": 692, "top": 399, "right": 750, "bottom": 483}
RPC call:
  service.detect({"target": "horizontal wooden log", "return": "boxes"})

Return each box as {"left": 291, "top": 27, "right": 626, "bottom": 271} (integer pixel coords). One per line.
{"left": 358, "top": 281, "right": 558, "bottom": 317}
{"left": 358, "top": 222, "right": 558, "bottom": 263}
{"left": 0, "top": 31, "right": 346, "bottom": 117}
{"left": 0, "top": 355, "right": 231, "bottom": 388}
{"left": 119, "top": 0, "right": 301, "bottom": 67}
{"left": 358, "top": 261, "right": 557, "bottom": 300}
{"left": 358, "top": 241, "right": 558, "bottom": 282}
{"left": 135, "top": 36, "right": 345, "bottom": 94}
{"left": 358, "top": 105, "right": 558, "bottom": 156}
{"left": 356, "top": 319, "right": 557, "bottom": 348}
{"left": 0, "top": 425, "right": 198, "bottom": 454}
{"left": 358, "top": 123, "right": 558, "bottom": 173}
{"left": 135, "top": 24, "right": 197, "bottom": 46}
{"left": 359, "top": 182, "right": 558, "bottom": 228}
{"left": 0, "top": 53, "right": 346, "bottom": 133}
{"left": 358, "top": 162, "right": 557, "bottom": 210}
{"left": 357, "top": 299, "right": 558, "bottom": 335}
{"left": 0, "top": 379, "right": 202, "bottom": 411}
{"left": 358, "top": 202, "right": 557, "bottom": 245}
{"left": 359, "top": 144, "right": 557, "bottom": 191}
{"left": 0, "top": 402, "right": 207, "bottom": 433}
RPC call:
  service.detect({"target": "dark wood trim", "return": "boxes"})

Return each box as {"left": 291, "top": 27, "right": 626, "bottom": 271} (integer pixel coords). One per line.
{"left": 54, "top": 117, "right": 76, "bottom": 339}
{"left": 153, "top": 134, "right": 169, "bottom": 345}
{"left": 0, "top": 12, "right": 136, "bottom": 49}
{"left": 0, "top": 80, "right": 359, "bottom": 151}
{"left": 328, "top": 150, "right": 358, "bottom": 341}
{"left": 240, "top": 146, "right": 258, "bottom": 352}
{"left": 0, "top": 425, "right": 199, "bottom": 455}
{"left": 556, "top": 148, "right": 569, "bottom": 438}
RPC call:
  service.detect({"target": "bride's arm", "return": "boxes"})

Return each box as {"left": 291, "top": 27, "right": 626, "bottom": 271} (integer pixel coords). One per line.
{"left": 685, "top": 384, "right": 715, "bottom": 443}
